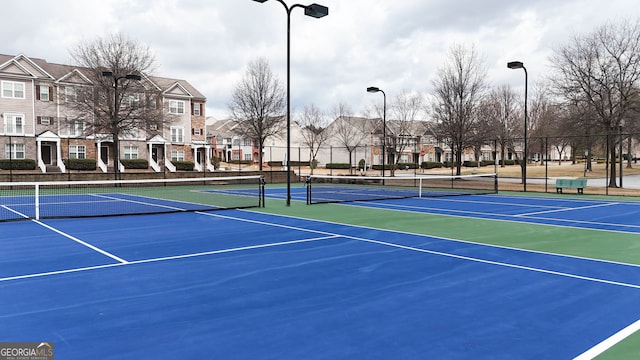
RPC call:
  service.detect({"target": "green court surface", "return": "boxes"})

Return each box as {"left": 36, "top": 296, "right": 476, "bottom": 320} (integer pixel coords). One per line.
{"left": 256, "top": 190, "right": 640, "bottom": 358}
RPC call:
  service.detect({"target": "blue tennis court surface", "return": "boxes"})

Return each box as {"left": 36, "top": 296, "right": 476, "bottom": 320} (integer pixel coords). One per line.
{"left": 1, "top": 202, "right": 640, "bottom": 359}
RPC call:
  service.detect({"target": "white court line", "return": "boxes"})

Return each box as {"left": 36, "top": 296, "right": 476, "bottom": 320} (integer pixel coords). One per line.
{"left": 91, "top": 194, "right": 188, "bottom": 211}
{"left": 33, "top": 220, "right": 128, "bottom": 264}
{"left": 202, "top": 212, "right": 640, "bottom": 289}
{"left": 344, "top": 200, "right": 640, "bottom": 233}
{"left": 574, "top": 318, "right": 640, "bottom": 359}
{"left": 0, "top": 235, "right": 339, "bottom": 282}
{"left": 516, "top": 202, "right": 619, "bottom": 217}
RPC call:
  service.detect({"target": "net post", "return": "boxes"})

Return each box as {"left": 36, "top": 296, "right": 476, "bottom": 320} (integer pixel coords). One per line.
{"left": 260, "top": 176, "right": 266, "bottom": 208}
{"left": 305, "top": 176, "right": 311, "bottom": 205}
{"left": 419, "top": 178, "right": 423, "bottom": 198}
{"left": 35, "top": 183, "right": 40, "bottom": 220}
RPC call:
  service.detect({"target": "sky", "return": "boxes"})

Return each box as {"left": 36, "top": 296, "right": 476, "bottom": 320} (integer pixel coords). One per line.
{"left": 3, "top": 0, "right": 640, "bottom": 123}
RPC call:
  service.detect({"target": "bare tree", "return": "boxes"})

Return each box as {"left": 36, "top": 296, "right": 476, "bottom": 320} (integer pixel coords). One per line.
{"left": 386, "top": 91, "right": 426, "bottom": 174}
{"left": 331, "top": 102, "right": 370, "bottom": 174}
{"left": 482, "top": 85, "right": 521, "bottom": 168}
{"left": 550, "top": 19, "right": 640, "bottom": 187}
{"left": 68, "top": 33, "right": 165, "bottom": 178}
{"left": 298, "top": 104, "right": 330, "bottom": 174}
{"left": 431, "top": 44, "right": 488, "bottom": 175}
{"left": 228, "top": 57, "right": 286, "bottom": 171}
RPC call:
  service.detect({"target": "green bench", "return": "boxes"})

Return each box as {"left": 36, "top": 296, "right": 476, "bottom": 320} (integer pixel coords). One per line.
{"left": 555, "top": 178, "right": 587, "bottom": 194}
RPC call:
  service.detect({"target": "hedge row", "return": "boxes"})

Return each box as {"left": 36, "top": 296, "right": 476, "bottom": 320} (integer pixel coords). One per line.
{"left": 121, "top": 159, "right": 149, "bottom": 169}
{"left": 172, "top": 161, "right": 194, "bottom": 171}
{"left": 0, "top": 159, "right": 36, "bottom": 170}
{"left": 65, "top": 159, "right": 97, "bottom": 170}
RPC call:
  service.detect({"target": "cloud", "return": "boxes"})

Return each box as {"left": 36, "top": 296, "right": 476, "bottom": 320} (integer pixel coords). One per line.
{"left": 3, "top": 0, "right": 640, "bottom": 120}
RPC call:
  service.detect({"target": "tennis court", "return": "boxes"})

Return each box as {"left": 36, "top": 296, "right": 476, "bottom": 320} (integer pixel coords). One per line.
{"left": 1, "top": 175, "right": 639, "bottom": 359}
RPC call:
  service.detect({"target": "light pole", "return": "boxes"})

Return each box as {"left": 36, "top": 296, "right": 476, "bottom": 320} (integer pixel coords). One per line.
{"left": 367, "top": 87, "right": 386, "bottom": 180}
{"left": 102, "top": 71, "right": 141, "bottom": 180}
{"left": 251, "top": 0, "right": 329, "bottom": 206}
{"left": 507, "top": 61, "right": 528, "bottom": 192}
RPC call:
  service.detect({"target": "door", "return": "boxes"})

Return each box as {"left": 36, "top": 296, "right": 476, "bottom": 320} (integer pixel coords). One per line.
{"left": 41, "top": 144, "right": 52, "bottom": 165}
{"left": 152, "top": 147, "right": 159, "bottom": 162}
{"left": 101, "top": 145, "right": 109, "bottom": 165}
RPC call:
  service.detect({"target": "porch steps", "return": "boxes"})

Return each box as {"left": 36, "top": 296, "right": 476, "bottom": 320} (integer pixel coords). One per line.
{"left": 45, "top": 165, "right": 62, "bottom": 173}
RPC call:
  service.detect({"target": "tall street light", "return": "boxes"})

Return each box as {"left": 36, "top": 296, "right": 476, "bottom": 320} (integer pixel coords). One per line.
{"left": 251, "top": 0, "right": 329, "bottom": 206}
{"left": 102, "top": 71, "right": 141, "bottom": 180}
{"left": 367, "top": 87, "right": 386, "bottom": 180}
{"left": 507, "top": 61, "right": 528, "bottom": 192}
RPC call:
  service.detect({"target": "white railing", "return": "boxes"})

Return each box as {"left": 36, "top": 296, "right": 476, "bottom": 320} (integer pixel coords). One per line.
{"left": 207, "top": 163, "right": 215, "bottom": 172}
{"left": 38, "top": 159, "right": 46, "bottom": 173}
{"left": 97, "top": 158, "right": 108, "bottom": 173}
{"left": 118, "top": 161, "right": 125, "bottom": 173}
{"left": 165, "top": 159, "right": 176, "bottom": 172}
{"left": 149, "top": 158, "right": 161, "bottom": 172}
{"left": 194, "top": 161, "right": 203, "bottom": 172}
{"left": 57, "top": 159, "right": 66, "bottom": 173}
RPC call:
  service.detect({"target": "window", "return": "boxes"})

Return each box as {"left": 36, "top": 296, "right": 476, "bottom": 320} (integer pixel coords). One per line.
{"left": 171, "top": 150, "right": 185, "bottom": 161}
{"left": 2, "top": 81, "right": 25, "bottom": 99}
{"left": 232, "top": 152, "right": 240, "bottom": 161}
{"left": 244, "top": 154, "right": 252, "bottom": 161}
{"left": 38, "top": 116, "right": 52, "bottom": 125}
{"left": 69, "top": 145, "right": 86, "bottom": 159}
{"left": 193, "top": 128, "right": 202, "bottom": 136}
{"left": 5, "top": 144, "right": 25, "bottom": 159}
{"left": 168, "top": 100, "right": 185, "bottom": 114}
{"left": 123, "top": 94, "right": 139, "bottom": 107}
{"left": 149, "top": 124, "right": 158, "bottom": 131}
{"left": 4, "top": 114, "right": 25, "bottom": 135}
{"left": 124, "top": 146, "right": 138, "bottom": 160}
{"left": 69, "top": 120, "right": 84, "bottom": 137}
{"left": 243, "top": 139, "right": 252, "bottom": 147}
{"left": 193, "top": 103, "right": 201, "bottom": 116}
{"left": 39, "top": 86, "right": 49, "bottom": 101}
{"left": 65, "top": 87, "right": 77, "bottom": 102}
{"left": 171, "top": 126, "right": 184, "bottom": 143}
{"left": 232, "top": 138, "right": 240, "bottom": 146}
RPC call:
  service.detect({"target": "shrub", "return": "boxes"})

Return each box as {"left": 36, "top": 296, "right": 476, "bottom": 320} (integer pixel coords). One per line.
{"left": 121, "top": 159, "right": 148, "bottom": 169}
{"left": 325, "top": 163, "right": 351, "bottom": 169}
{"left": 397, "top": 162, "right": 419, "bottom": 170}
{"left": 371, "top": 164, "right": 395, "bottom": 171}
{"left": 64, "top": 159, "right": 96, "bottom": 171}
{"left": 172, "top": 161, "right": 194, "bottom": 171}
{"left": 0, "top": 159, "right": 36, "bottom": 170}
{"left": 267, "top": 161, "right": 283, "bottom": 167}
{"left": 290, "top": 161, "right": 311, "bottom": 167}
{"left": 421, "top": 161, "right": 443, "bottom": 169}
{"left": 358, "top": 159, "right": 366, "bottom": 170}
{"left": 211, "top": 156, "right": 221, "bottom": 170}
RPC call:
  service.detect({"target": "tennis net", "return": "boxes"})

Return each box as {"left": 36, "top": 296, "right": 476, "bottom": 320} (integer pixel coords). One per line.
{"left": 306, "top": 173, "right": 497, "bottom": 204}
{"left": 0, "top": 175, "right": 265, "bottom": 222}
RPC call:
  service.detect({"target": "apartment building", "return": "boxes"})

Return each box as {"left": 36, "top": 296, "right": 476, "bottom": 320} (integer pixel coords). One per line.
{"left": 0, "top": 53, "right": 210, "bottom": 173}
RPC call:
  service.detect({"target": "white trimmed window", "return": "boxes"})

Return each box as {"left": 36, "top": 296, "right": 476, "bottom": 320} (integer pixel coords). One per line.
{"left": 168, "top": 100, "right": 185, "bottom": 114}
{"left": 171, "top": 126, "right": 184, "bottom": 143}
{"left": 69, "top": 145, "right": 86, "bottom": 159}
{"left": 64, "top": 87, "right": 77, "bottom": 102}
{"left": 39, "top": 116, "right": 52, "bottom": 125}
{"left": 244, "top": 154, "right": 252, "bottom": 161}
{"left": 4, "top": 114, "right": 25, "bottom": 135}
{"left": 124, "top": 146, "right": 139, "bottom": 160}
{"left": 2, "top": 81, "right": 25, "bottom": 99}
{"left": 39, "top": 86, "right": 49, "bottom": 101}
{"left": 193, "top": 103, "right": 201, "bottom": 116}
{"left": 5, "top": 143, "right": 25, "bottom": 159}
{"left": 171, "top": 150, "right": 185, "bottom": 161}
{"left": 69, "top": 120, "right": 84, "bottom": 137}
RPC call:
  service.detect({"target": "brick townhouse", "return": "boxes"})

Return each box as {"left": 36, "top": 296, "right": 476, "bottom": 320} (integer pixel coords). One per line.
{"left": 0, "top": 53, "right": 210, "bottom": 173}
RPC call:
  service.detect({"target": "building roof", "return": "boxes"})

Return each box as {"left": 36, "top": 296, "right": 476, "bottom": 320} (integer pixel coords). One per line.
{"left": 0, "top": 53, "right": 205, "bottom": 101}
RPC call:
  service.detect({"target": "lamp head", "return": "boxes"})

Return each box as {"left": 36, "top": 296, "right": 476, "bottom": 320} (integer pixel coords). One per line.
{"left": 507, "top": 61, "right": 524, "bottom": 69}
{"left": 252, "top": 0, "right": 268, "bottom": 3}
{"left": 102, "top": 71, "right": 114, "bottom": 77}
{"left": 305, "top": 3, "right": 329, "bottom": 18}
{"left": 125, "top": 74, "right": 142, "bottom": 81}
{"left": 367, "top": 86, "right": 381, "bottom": 93}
